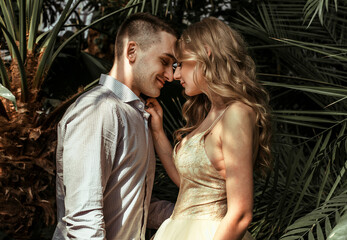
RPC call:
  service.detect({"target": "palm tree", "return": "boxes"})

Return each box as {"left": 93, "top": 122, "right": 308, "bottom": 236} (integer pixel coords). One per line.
{"left": 0, "top": 0, "right": 166, "bottom": 238}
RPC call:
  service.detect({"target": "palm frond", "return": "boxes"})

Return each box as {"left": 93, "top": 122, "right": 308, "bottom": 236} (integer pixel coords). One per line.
{"left": 303, "top": 0, "right": 339, "bottom": 27}
{"left": 0, "top": 21, "right": 28, "bottom": 101}
{"left": 280, "top": 190, "right": 347, "bottom": 240}
{"left": 0, "top": 83, "right": 17, "bottom": 110}
{"left": 327, "top": 207, "right": 347, "bottom": 239}
{"left": 0, "top": 56, "right": 10, "bottom": 89}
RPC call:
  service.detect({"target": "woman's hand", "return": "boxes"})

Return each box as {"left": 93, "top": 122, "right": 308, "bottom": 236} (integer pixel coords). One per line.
{"left": 145, "top": 98, "right": 164, "bottom": 134}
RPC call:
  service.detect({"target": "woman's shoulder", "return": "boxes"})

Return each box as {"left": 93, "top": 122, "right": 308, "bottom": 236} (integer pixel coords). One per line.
{"left": 225, "top": 102, "right": 255, "bottom": 119}
{"left": 222, "top": 102, "right": 256, "bottom": 128}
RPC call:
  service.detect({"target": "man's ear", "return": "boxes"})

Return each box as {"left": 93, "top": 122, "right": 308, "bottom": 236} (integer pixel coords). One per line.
{"left": 126, "top": 41, "right": 137, "bottom": 63}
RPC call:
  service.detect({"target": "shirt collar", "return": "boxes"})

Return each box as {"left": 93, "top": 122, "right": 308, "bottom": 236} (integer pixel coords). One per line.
{"left": 99, "top": 74, "right": 139, "bottom": 103}
{"left": 99, "top": 74, "right": 150, "bottom": 120}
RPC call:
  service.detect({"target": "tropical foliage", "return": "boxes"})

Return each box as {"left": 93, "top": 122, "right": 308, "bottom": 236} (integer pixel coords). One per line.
{"left": 232, "top": 1, "right": 347, "bottom": 239}
{"left": 0, "top": 0, "right": 346, "bottom": 239}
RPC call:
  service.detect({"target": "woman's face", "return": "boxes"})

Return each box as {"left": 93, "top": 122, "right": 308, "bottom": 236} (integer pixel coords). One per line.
{"left": 173, "top": 58, "right": 206, "bottom": 96}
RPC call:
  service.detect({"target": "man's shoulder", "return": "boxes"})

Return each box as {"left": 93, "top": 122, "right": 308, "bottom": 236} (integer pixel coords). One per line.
{"left": 59, "top": 85, "right": 125, "bottom": 123}
{"left": 75, "top": 84, "right": 125, "bottom": 108}
{"left": 78, "top": 84, "right": 112, "bottom": 100}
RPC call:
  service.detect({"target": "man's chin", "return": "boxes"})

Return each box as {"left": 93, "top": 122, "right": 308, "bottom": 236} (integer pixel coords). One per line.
{"left": 142, "top": 91, "right": 160, "bottom": 98}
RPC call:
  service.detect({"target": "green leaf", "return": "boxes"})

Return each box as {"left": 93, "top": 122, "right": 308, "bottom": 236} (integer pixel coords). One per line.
{"left": 316, "top": 221, "right": 324, "bottom": 240}
{"left": 262, "top": 81, "right": 347, "bottom": 98}
{"left": 18, "top": 0, "right": 26, "bottom": 61}
{"left": 275, "top": 115, "right": 337, "bottom": 124}
{"left": 272, "top": 38, "right": 347, "bottom": 62}
{"left": 325, "top": 159, "right": 347, "bottom": 203}
{"left": 165, "top": 0, "right": 171, "bottom": 16}
{"left": 0, "top": 21, "right": 27, "bottom": 101}
{"left": 79, "top": 51, "right": 110, "bottom": 80}
{"left": 273, "top": 110, "right": 347, "bottom": 116}
{"left": 27, "top": 0, "right": 43, "bottom": 52}
{"left": 282, "top": 192, "right": 347, "bottom": 238}
{"left": 288, "top": 170, "right": 315, "bottom": 226}
{"left": 281, "top": 228, "right": 311, "bottom": 237}
{"left": 0, "top": 0, "right": 16, "bottom": 40}
{"left": 0, "top": 83, "right": 17, "bottom": 110}
{"left": 34, "top": 0, "right": 79, "bottom": 88}
{"left": 325, "top": 217, "right": 332, "bottom": 238}
{"left": 316, "top": 160, "right": 330, "bottom": 207}
{"left": 327, "top": 210, "right": 347, "bottom": 240}
{"left": 274, "top": 119, "right": 326, "bottom": 129}
{"left": 0, "top": 56, "right": 10, "bottom": 89}
{"left": 281, "top": 235, "right": 306, "bottom": 240}
{"left": 319, "top": 129, "right": 332, "bottom": 153}
{"left": 336, "top": 122, "right": 346, "bottom": 148}
{"left": 335, "top": 210, "right": 340, "bottom": 224}
{"left": 151, "top": 0, "right": 155, "bottom": 14}
{"left": 155, "top": 0, "right": 160, "bottom": 15}
{"left": 141, "top": 0, "right": 147, "bottom": 12}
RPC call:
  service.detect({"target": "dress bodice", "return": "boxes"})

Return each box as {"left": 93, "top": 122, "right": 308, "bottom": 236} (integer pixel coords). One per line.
{"left": 152, "top": 107, "right": 255, "bottom": 240}
{"left": 171, "top": 112, "right": 227, "bottom": 220}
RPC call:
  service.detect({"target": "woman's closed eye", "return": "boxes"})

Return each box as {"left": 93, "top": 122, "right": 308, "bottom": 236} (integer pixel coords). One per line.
{"left": 172, "top": 62, "right": 182, "bottom": 73}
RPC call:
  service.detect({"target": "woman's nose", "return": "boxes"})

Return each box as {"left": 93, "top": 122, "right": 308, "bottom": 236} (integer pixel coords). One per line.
{"left": 174, "top": 67, "right": 181, "bottom": 80}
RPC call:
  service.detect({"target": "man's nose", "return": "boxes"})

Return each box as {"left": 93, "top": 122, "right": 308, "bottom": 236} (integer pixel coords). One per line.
{"left": 163, "top": 66, "right": 174, "bottom": 82}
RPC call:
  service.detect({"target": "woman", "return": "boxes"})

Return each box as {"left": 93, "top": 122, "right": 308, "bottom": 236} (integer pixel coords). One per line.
{"left": 146, "top": 17, "right": 272, "bottom": 240}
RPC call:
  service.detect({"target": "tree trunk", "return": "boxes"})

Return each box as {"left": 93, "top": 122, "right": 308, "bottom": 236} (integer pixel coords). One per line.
{"left": 0, "top": 51, "right": 56, "bottom": 239}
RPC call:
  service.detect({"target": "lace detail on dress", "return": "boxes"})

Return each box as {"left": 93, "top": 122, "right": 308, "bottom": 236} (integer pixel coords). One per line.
{"left": 171, "top": 109, "right": 229, "bottom": 220}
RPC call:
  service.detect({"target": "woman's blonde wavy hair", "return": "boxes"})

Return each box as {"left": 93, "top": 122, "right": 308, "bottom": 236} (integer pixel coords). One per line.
{"left": 174, "top": 17, "right": 272, "bottom": 177}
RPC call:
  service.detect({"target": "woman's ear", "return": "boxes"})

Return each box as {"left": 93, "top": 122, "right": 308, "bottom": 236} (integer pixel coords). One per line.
{"left": 204, "top": 45, "right": 212, "bottom": 57}
{"left": 126, "top": 41, "right": 137, "bottom": 63}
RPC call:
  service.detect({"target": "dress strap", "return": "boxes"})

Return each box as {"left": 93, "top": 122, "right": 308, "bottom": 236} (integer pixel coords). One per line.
{"left": 203, "top": 106, "right": 230, "bottom": 136}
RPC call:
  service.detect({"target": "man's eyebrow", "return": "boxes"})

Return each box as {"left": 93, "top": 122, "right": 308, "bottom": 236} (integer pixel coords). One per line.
{"left": 163, "top": 53, "right": 176, "bottom": 61}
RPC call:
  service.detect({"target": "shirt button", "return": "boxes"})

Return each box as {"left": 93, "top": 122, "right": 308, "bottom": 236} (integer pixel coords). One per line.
{"left": 138, "top": 104, "right": 143, "bottom": 109}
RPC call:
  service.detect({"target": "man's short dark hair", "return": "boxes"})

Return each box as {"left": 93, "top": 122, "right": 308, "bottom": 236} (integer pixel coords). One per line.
{"left": 115, "top": 13, "right": 176, "bottom": 60}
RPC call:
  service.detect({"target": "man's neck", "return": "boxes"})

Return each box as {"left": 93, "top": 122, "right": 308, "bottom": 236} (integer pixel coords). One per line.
{"left": 109, "top": 62, "right": 140, "bottom": 97}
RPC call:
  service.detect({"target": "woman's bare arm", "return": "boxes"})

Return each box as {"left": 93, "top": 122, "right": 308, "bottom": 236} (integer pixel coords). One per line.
{"left": 146, "top": 98, "right": 180, "bottom": 186}
{"left": 213, "top": 102, "right": 255, "bottom": 240}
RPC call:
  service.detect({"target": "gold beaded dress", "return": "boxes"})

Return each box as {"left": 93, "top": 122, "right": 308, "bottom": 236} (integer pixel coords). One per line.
{"left": 153, "top": 110, "right": 254, "bottom": 240}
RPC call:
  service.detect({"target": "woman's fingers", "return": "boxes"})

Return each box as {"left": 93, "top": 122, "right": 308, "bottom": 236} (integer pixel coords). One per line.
{"left": 146, "top": 98, "right": 159, "bottom": 108}
{"left": 146, "top": 98, "right": 163, "bottom": 116}
{"left": 145, "top": 98, "right": 165, "bottom": 132}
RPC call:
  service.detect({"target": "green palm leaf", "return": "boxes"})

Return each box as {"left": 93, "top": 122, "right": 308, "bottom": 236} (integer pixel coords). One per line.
{"left": 0, "top": 21, "right": 27, "bottom": 101}
{"left": 280, "top": 190, "right": 347, "bottom": 239}
{"left": 327, "top": 209, "right": 347, "bottom": 240}
{"left": 0, "top": 83, "right": 16, "bottom": 110}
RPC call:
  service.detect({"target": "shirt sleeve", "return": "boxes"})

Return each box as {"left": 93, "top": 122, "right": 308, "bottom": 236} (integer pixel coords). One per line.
{"left": 147, "top": 197, "right": 175, "bottom": 229}
{"left": 61, "top": 99, "right": 119, "bottom": 239}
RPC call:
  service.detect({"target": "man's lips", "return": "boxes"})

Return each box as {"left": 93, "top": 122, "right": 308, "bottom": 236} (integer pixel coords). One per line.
{"left": 157, "top": 77, "right": 165, "bottom": 87}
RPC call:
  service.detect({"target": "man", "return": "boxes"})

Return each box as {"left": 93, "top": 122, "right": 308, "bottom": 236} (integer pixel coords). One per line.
{"left": 53, "top": 13, "right": 177, "bottom": 240}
